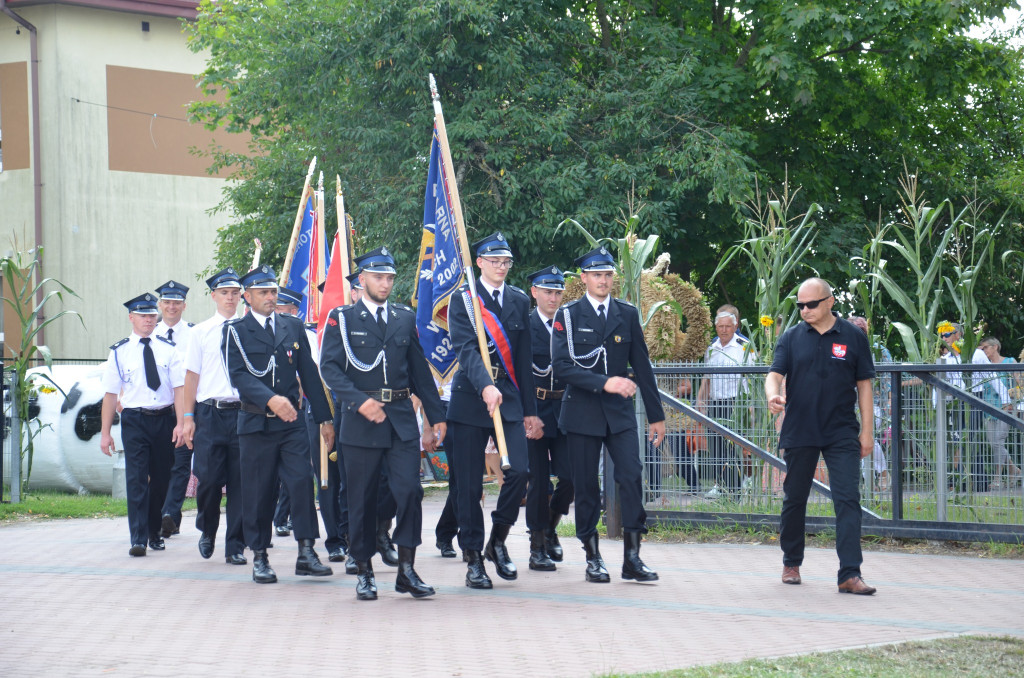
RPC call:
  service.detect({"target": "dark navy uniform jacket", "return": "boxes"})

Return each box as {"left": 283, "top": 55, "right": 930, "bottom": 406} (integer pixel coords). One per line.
{"left": 551, "top": 297, "right": 665, "bottom": 435}
{"left": 447, "top": 280, "right": 537, "bottom": 425}
{"left": 319, "top": 301, "right": 445, "bottom": 448}
{"left": 530, "top": 309, "right": 565, "bottom": 438}
{"left": 222, "top": 312, "right": 333, "bottom": 435}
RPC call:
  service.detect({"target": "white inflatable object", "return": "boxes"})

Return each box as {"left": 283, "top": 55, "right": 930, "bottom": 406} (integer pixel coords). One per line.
{"left": 4, "top": 364, "right": 122, "bottom": 494}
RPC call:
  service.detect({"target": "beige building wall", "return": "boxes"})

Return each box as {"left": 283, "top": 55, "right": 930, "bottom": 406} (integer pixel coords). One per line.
{"left": 0, "top": 5, "right": 244, "bottom": 359}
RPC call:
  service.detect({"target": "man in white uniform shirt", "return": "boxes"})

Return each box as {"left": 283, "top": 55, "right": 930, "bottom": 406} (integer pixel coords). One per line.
{"left": 100, "top": 293, "right": 185, "bottom": 557}
{"left": 155, "top": 280, "right": 197, "bottom": 537}
{"left": 182, "top": 268, "right": 247, "bottom": 564}
{"left": 696, "top": 305, "right": 754, "bottom": 497}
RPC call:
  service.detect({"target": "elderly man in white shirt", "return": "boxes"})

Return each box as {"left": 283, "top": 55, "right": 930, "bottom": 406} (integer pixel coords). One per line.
{"left": 696, "top": 305, "right": 755, "bottom": 498}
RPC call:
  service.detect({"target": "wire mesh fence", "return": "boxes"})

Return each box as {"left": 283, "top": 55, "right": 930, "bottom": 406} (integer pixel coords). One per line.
{"left": 639, "top": 362, "right": 1024, "bottom": 541}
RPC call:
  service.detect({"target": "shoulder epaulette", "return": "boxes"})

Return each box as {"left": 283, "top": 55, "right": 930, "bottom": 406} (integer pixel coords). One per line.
{"left": 110, "top": 337, "right": 129, "bottom": 350}
{"left": 505, "top": 284, "right": 527, "bottom": 298}
{"left": 736, "top": 335, "right": 750, "bottom": 346}
{"left": 156, "top": 335, "right": 176, "bottom": 347}
{"left": 187, "top": 322, "right": 195, "bottom": 328}
{"left": 392, "top": 303, "right": 413, "bottom": 313}
{"left": 564, "top": 298, "right": 582, "bottom": 308}
{"left": 226, "top": 317, "right": 243, "bottom": 325}
{"left": 611, "top": 297, "right": 636, "bottom": 309}
{"left": 304, "top": 321, "right": 317, "bottom": 330}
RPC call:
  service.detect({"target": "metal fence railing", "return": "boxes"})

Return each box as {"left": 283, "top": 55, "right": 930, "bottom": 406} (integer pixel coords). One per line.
{"left": 631, "top": 362, "right": 1024, "bottom": 543}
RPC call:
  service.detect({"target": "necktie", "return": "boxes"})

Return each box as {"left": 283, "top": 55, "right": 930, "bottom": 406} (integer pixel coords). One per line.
{"left": 546, "top": 318, "right": 553, "bottom": 329}
{"left": 167, "top": 327, "right": 174, "bottom": 343}
{"left": 376, "top": 306, "right": 387, "bottom": 335}
{"left": 597, "top": 303, "right": 607, "bottom": 332}
{"left": 140, "top": 337, "right": 160, "bottom": 391}
{"left": 492, "top": 289, "right": 501, "bottom": 309}
{"left": 264, "top": 318, "right": 275, "bottom": 341}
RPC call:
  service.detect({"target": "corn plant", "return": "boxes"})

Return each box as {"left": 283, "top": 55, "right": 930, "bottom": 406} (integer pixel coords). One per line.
{"left": 860, "top": 169, "right": 956, "bottom": 363}
{"left": 1, "top": 246, "right": 82, "bottom": 498}
{"left": 710, "top": 177, "right": 819, "bottom": 364}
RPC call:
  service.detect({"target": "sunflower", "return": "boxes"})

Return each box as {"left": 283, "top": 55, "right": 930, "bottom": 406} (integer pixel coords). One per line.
{"left": 760, "top": 315, "right": 774, "bottom": 328}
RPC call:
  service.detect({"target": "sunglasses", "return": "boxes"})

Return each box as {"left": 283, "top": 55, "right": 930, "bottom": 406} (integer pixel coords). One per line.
{"left": 941, "top": 332, "right": 956, "bottom": 338}
{"left": 795, "top": 296, "right": 831, "bottom": 311}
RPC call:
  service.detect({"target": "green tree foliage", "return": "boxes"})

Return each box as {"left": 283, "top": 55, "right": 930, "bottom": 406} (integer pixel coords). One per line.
{"left": 186, "top": 0, "right": 1024, "bottom": 332}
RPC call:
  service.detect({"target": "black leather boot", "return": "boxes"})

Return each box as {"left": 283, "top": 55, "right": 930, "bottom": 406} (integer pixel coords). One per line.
{"left": 355, "top": 560, "right": 377, "bottom": 600}
{"left": 464, "top": 550, "right": 493, "bottom": 589}
{"left": 376, "top": 519, "right": 399, "bottom": 567}
{"left": 395, "top": 546, "right": 435, "bottom": 598}
{"left": 582, "top": 534, "right": 610, "bottom": 583}
{"left": 622, "top": 531, "right": 659, "bottom": 582}
{"left": 252, "top": 549, "right": 277, "bottom": 584}
{"left": 345, "top": 553, "right": 358, "bottom": 575}
{"left": 546, "top": 510, "right": 564, "bottom": 562}
{"left": 528, "top": 530, "right": 556, "bottom": 571}
{"left": 484, "top": 523, "right": 517, "bottom": 580}
{"left": 295, "top": 539, "right": 333, "bottom": 577}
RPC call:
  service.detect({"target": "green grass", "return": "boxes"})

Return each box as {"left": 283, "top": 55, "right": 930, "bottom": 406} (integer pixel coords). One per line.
{"left": 599, "top": 635, "right": 1024, "bottom": 677}
{"left": 0, "top": 489, "right": 196, "bottom": 521}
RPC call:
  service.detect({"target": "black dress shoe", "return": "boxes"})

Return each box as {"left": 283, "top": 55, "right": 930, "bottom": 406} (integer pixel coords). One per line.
{"left": 528, "top": 530, "right": 556, "bottom": 571}
{"left": 295, "top": 539, "right": 333, "bottom": 577}
{"left": 395, "top": 546, "right": 435, "bottom": 598}
{"left": 148, "top": 537, "right": 165, "bottom": 551}
{"left": 355, "top": 564, "right": 377, "bottom": 600}
{"left": 160, "top": 514, "right": 177, "bottom": 538}
{"left": 376, "top": 521, "right": 399, "bottom": 567}
{"left": 484, "top": 523, "right": 517, "bottom": 580}
{"left": 129, "top": 544, "right": 147, "bottom": 557}
{"left": 345, "top": 554, "right": 358, "bottom": 575}
{"left": 546, "top": 510, "right": 564, "bottom": 562}
{"left": 436, "top": 539, "right": 457, "bottom": 558}
{"left": 275, "top": 524, "right": 291, "bottom": 537}
{"left": 252, "top": 550, "right": 277, "bottom": 584}
{"left": 464, "top": 550, "right": 493, "bottom": 589}
{"left": 198, "top": 534, "right": 214, "bottom": 559}
{"left": 328, "top": 547, "right": 347, "bottom": 562}
{"left": 225, "top": 553, "right": 247, "bottom": 565}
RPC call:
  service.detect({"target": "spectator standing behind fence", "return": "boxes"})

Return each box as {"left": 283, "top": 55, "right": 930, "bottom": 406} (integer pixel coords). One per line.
{"left": 696, "top": 305, "right": 754, "bottom": 498}
{"left": 977, "top": 337, "right": 1019, "bottom": 489}
{"left": 849, "top": 317, "right": 890, "bottom": 491}
{"left": 765, "top": 278, "right": 877, "bottom": 595}
{"left": 935, "top": 322, "right": 971, "bottom": 491}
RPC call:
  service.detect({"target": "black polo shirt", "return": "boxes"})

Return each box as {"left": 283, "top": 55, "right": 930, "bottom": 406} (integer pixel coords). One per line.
{"left": 769, "top": 314, "right": 875, "bottom": 449}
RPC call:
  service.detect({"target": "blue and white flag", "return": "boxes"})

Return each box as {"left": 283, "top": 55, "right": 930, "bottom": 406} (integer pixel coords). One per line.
{"left": 413, "top": 125, "right": 464, "bottom": 388}
{"left": 285, "top": 196, "right": 316, "bottom": 319}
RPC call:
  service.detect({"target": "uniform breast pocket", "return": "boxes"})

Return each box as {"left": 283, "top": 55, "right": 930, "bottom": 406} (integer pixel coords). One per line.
{"left": 572, "top": 330, "right": 600, "bottom": 353}
{"left": 395, "top": 335, "right": 411, "bottom": 347}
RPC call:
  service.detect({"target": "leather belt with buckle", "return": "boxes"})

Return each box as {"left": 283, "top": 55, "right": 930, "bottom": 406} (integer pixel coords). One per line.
{"left": 240, "top": 399, "right": 299, "bottom": 418}
{"left": 364, "top": 388, "right": 411, "bottom": 403}
{"left": 489, "top": 365, "right": 509, "bottom": 381}
{"left": 128, "top": 405, "right": 173, "bottom": 416}
{"left": 200, "top": 398, "right": 241, "bottom": 410}
{"left": 535, "top": 387, "right": 564, "bottom": 401}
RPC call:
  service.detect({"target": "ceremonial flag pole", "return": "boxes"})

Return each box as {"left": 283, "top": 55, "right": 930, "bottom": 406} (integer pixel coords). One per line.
{"left": 429, "top": 74, "right": 510, "bottom": 470}
{"left": 307, "top": 171, "right": 327, "bottom": 325}
{"left": 281, "top": 157, "right": 317, "bottom": 282}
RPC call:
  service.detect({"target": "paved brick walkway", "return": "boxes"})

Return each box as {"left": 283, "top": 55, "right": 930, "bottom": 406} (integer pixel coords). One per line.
{"left": 2, "top": 494, "right": 1022, "bottom": 677}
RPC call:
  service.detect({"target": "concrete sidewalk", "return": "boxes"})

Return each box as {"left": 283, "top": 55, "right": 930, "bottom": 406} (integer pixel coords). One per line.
{"left": 2, "top": 493, "right": 1022, "bottom": 677}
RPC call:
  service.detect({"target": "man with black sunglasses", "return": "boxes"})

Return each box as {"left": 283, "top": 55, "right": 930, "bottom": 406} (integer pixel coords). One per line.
{"left": 765, "top": 278, "right": 877, "bottom": 595}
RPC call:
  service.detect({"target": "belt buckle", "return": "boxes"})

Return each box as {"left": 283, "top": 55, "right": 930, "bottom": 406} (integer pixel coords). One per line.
{"left": 380, "top": 388, "right": 392, "bottom": 403}
{"left": 490, "top": 366, "right": 499, "bottom": 380}
{"left": 536, "top": 387, "right": 544, "bottom": 400}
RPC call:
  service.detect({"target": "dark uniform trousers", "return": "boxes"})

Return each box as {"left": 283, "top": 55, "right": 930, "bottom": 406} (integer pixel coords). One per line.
{"left": 434, "top": 422, "right": 458, "bottom": 543}
{"left": 192, "top": 403, "right": 245, "bottom": 556}
{"left": 224, "top": 312, "right": 333, "bottom": 552}
{"left": 306, "top": 403, "right": 344, "bottom": 552}
{"left": 446, "top": 281, "right": 537, "bottom": 553}
{"left": 527, "top": 310, "right": 574, "bottom": 530}
{"left": 449, "top": 416, "right": 529, "bottom": 551}
{"left": 120, "top": 408, "right": 176, "bottom": 546}
{"left": 780, "top": 439, "right": 864, "bottom": 584}
{"left": 161, "top": 443, "right": 193, "bottom": 527}
{"left": 333, "top": 405, "right": 398, "bottom": 547}
{"left": 551, "top": 297, "right": 665, "bottom": 542}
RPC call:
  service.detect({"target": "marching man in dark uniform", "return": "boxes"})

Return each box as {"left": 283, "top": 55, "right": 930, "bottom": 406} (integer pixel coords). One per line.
{"left": 182, "top": 268, "right": 246, "bottom": 565}
{"left": 222, "top": 265, "right": 335, "bottom": 584}
{"left": 320, "top": 247, "right": 446, "bottom": 600}
{"left": 551, "top": 246, "right": 666, "bottom": 583}
{"left": 526, "top": 266, "right": 575, "bottom": 570}
{"left": 99, "top": 293, "right": 185, "bottom": 556}
{"left": 447, "top": 232, "right": 542, "bottom": 589}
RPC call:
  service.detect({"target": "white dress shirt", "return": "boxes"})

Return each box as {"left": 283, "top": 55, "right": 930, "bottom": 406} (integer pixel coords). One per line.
{"left": 103, "top": 333, "right": 184, "bottom": 408}
{"left": 185, "top": 312, "right": 240, "bottom": 403}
